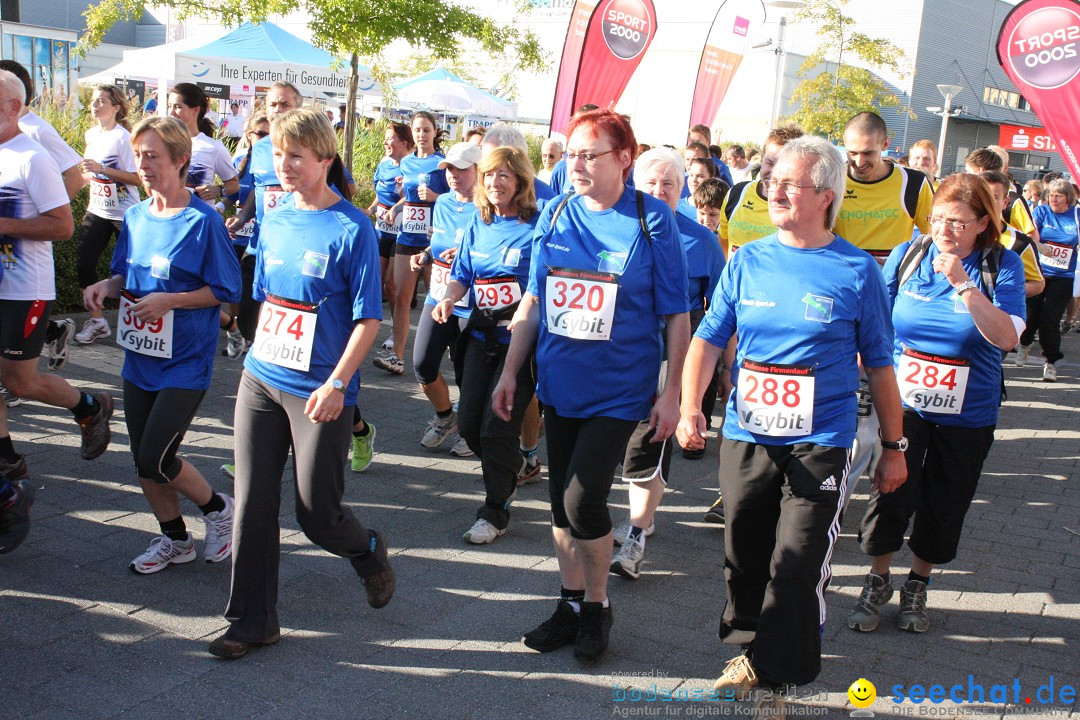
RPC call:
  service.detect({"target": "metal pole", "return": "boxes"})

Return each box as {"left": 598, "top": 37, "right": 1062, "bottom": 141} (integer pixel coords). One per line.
{"left": 769, "top": 16, "right": 788, "bottom": 131}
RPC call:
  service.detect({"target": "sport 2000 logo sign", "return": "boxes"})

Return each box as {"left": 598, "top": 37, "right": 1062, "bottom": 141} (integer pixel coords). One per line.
{"left": 600, "top": 0, "right": 653, "bottom": 60}
{"left": 1004, "top": 2, "right": 1080, "bottom": 89}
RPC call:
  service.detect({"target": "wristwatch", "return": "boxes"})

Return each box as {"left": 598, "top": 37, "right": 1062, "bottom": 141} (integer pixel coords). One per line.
{"left": 329, "top": 377, "right": 345, "bottom": 394}
{"left": 954, "top": 280, "right": 978, "bottom": 297}
{"left": 880, "top": 437, "right": 909, "bottom": 452}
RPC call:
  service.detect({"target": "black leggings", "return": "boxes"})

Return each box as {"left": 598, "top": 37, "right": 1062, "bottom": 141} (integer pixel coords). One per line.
{"left": 123, "top": 381, "right": 206, "bottom": 484}
{"left": 1021, "top": 276, "right": 1072, "bottom": 364}
{"left": 545, "top": 408, "right": 638, "bottom": 540}
{"left": 236, "top": 250, "right": 259, "bottom": 341}
{"left": 76, "top": 213, "right": 123, "bottom": 288}
{"left": 412, "top": 308, "right": 462, "bottom": 386}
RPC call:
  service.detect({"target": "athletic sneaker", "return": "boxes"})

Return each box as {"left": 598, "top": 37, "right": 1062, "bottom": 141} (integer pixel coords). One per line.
{"left": 351, "top": 423, "right": 376, "bottom": 473}
{"left": 201, "top": 494, "right": 234, "bottom": 563}
{"left": 897, "top": 579, "right": 930, "bottom": 633}
{"left": 373, "top": 351, "right": 404, "bottom": 375}
{"left": 574, "top": 602, "right": 613, "bottom": 663}
{"left": 516, "top": 453, "right": 542, "bottom": 485}
{"left": 46, "top": 318, "right": 76, "bottom": 372}
{"left": 610, "top": 538, "right": 644, "bottom": 579}
{"left": 522, "top": 600, "right": 580, "bottom": 652}
{"left": 703, "top": 495, "right": 725, "bottom": 523}
{"left": 0, "top": 454, "right": 29, "bottom": 481}
{"left": 220, "top": 464, "right": 235, "bottom": 479}
{"left": 129, "top": 534, "right": 196, "bottom": 574}
{"left": 450, "top": 435, "right": 474, "bottom": 457}
{"left": 464, "top": 518, "right": 506, "bottom": 544}
{"left": 0, "top": 479, "right": 35, "bottom": 554}
{"left": 74, "top": 317, "right": 111, "bottom": 345}
{"left": 1014, "top": 344, "right": 1031, "bottom": 367}
{"left": 77, "top": 393, "right": 113, "bottom": 460}
{"left": 713, "top": 654, "right": 759, "bottom": 698}
{"left": 0, "top": 383, "right": 22, "bottom": 408}
{"left": 359, "top": 531, "right": 396, "bottom": 608}
{"left": 847, "top": 573, "right": 894, "bottom": 632}
{"left": 1043, "top": 363, "right": 1057, "bottom": 382}
{"left": 222, "top": 329, "right": 249, "bottom": 359}
{"left": 381, "top": 337, "right": 394, "bottom": 352}
{"left": 420, "top": 412, "right": 457, "bottom": 449}
{"left": 612, "top": 518, "right": 654, "bottom": 546}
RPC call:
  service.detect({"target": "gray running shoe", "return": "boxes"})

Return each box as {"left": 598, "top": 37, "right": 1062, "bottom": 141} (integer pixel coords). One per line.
{"left": 897, "top": 579, "right": 930, "bottom": 633}
{"left": 848, "top": 573, "right": 894, "bottom": 632}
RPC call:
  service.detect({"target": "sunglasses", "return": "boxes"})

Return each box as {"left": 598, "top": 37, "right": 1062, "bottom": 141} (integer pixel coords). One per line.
{"left": 252, "top": 130, "right": 269, "bottom": 138}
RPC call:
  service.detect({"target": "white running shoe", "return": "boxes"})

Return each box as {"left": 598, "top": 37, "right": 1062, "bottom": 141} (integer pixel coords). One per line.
{"left": 46, "top": 318, "right": 76, "bottom": 372}
{"left": 222, "top": 329, "right": 249, "bottom": 359}
{"left": 610, "top": 537, "right": 645, "bottom": 579}
{"left": 130, "top": 534, "right": 196, "bottom": 574}
{"left": 464, "top": 518, "right": 506, "bottom": 544}
{"left": 450, "top": 434, "right": 474, "bottom": 457}
{"left": 1014, "top": 345, "right": 1031, "bottom": 367}
{"left": 381, "top": 337, "right": 394, "bottom": 352}
{"left": 373, "top": 351, "right": 404, "bottom": 375}
{"left": 420, "top": 412, "right": 457, "bottom": 449}
{"left": 612, "top": 518, "right": 655, "bottom": 546}
{"left": 201, "top": 494, "right": 234, "bottom": 563}
{"left": 0, "top": 383, "right": 23, "bottom": 408}
{"left": 1043, "top": 363, "right": 1057, "bottom": 382}
{"left": 74, "top": 317, "right": 111, "bottom": 345}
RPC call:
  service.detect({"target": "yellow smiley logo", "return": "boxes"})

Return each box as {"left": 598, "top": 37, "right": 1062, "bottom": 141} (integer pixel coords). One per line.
{"left": 848, "top": 678, "right": 877, "bottom": 709}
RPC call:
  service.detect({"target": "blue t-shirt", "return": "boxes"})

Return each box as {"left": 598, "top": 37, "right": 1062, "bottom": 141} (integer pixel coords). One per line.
{"left": 677, "top": 213, "right": 725, "bottom": 312}
{"left": 696, "top": 234, "right": 893, "bottom": 448}
{"left": 245, "top": 199, "right": 383, "bottom": 406}
{"left": 372, "top": 156, "right": 403, "bottom": 210}
{"left": 676, "top": 197, "right": 698, "bottom": 223}
{"left": 884, "top": 240, "right": 1025, "bottom": 427}
{"left": 429, "top": 193, "right": 478, "bottom": 318}
{"left": 534, "top": 177, "right": 556, "bottom": 203}
{"left": 528, "top": 188, "right": 689, "bottom": 421}
{"left": 111, "top": 197, "right": 241, "bottom": 392}
{"left": 397, "top": 152, "right": 450, "bottom": 247}
{"left": 712, "top": 155, "right": 734, "bottom": 187}
{"left": 452, "top": 212, "right": 538, "bottom": 344}
{"left": 1032, "top": 204, "right": 1078, "bottom": 278}
{"left": 231, "top": 154, "right": 258, "bottom": 248}
{"left": 248, "top": 136, "right": 283, "bottom": 227}
{"left": 549, "top": 159, "right": 568, "bottom": 195}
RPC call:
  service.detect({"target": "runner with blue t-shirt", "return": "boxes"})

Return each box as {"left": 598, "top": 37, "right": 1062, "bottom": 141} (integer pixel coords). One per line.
{"left": 375, "top": 111, "right": 450, "bottom": 376}
{"left": 679, "top": 137, "right": 905, "bottom": 706}
{"left": 1018, "top": 178, "right": 1079, "bottom": 381}
{"left": 493, "top": 110, "right": 690, "bottom": 664}
{"left": 84, "top": 116, "right": 241, "bottom": 575}
{"left": 433, "top": 147, "right": 540, "bottom": 545}
{"left": 851, "top": 174, "right": 1025, "bottom": 637}
{"left": 410, "top": 143, "right": 480, "bottom": 456}
{"left": 212, "top": 109, "right": 394, "bottom": 661}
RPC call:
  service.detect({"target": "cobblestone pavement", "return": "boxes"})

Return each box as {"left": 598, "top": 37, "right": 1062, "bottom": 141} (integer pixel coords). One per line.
{"left": 2, "top": 307, "right": 1077, "bottom": 720}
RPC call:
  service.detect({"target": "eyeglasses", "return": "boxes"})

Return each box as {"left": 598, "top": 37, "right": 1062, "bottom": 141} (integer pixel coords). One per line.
{"left": 565, "top": 149, "right": 616, "bottom": 164}
{"left": 928, "top": 215, "right": 978, "bottom": 232}
{"left": 766, "top": 179, "right": 821, "bottom": 195}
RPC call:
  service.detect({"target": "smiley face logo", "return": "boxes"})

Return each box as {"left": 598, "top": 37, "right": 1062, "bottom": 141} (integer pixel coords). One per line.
{"left": 848, "top": 678, "right": 876, "bottom": 709}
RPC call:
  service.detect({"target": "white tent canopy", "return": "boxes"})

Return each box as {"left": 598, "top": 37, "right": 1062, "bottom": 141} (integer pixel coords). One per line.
{"left": 394, "top": 68, "right": 517, "bottom": 119}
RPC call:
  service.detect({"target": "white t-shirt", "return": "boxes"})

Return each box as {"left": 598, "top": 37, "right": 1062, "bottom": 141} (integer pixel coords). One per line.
{"left": 729, "top": 164, "right": 753, "bottom": 184}
{"left": 0, "top": 133, "right": 70, "bottom": 301}
{"left": 83, "top": 124, "right": 139, "bottom": 221}
{"left": 221, "top": 113, "right": 245, "bottom": 138}
{"left": 187, "top": 133, "right": 238, "bottom": 189}
{"left": 19, "top": 111, "right": 81, "bottom": 172}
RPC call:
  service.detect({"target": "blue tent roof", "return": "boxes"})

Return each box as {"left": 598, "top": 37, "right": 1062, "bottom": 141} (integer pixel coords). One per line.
{"left": 190, "top": 21, "right": 365, "bottom": 71}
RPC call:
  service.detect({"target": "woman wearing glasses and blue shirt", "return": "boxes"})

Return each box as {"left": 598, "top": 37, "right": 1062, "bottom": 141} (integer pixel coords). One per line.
{"left": 850, "top": 173, "right": 1025, "bottom": 636}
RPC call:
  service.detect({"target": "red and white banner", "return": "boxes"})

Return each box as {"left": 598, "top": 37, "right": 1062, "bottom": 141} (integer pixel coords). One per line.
{"left": 998, "top": 123, "right": 1058, "bottom": 152}
{"left": 997, "top": 0, "right": 1080, "bottom": 177}
{"left": 569, "top": 0, "right": 657, "bottom": 123}
{"left": 689, "top": 0, "right": 765, "bottom": 129}
{"left": 550, "top": 0, "right": 596, "bottom": 135}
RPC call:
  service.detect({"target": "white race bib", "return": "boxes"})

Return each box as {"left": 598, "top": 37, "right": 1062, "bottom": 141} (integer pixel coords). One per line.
{"left": 263, "top": 185, "right": 288, "bottom": 213}
{"left": 117, "top": 291, "right": 174, "bottom": 358}
{"left": 544, "top": 267, "right": 619, "bottom": 341}
{"left": 428, "top": 259, "right": 468, "bottom": 307}
{"left": 251, "top": 293, "right": 317, "bottom": 372}
{"left": 236, "top": 218, "right": 256, "bottom": 238}
{"left": 473, "top": 276, "right": 522, "bottom": 313}
{"left": 897, "top": 346, "right": 970, "bottom": 415}
{"left": 736, "top": 360, "right": 815, "bottom": 437}
{"left": 402, "top": 203, "right": 432, "bottom": 235}
{"left": 1042, "top": 241, "right": 1075, "bottom": 271}
{"left": 375, "top": 203, "right": 400, "bottom": 235}
{"left": 89, "top": 177, "right": 119, "bottom": 213}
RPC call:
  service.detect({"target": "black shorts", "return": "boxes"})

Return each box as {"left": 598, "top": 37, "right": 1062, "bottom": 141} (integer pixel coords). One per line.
{"left": 379, "top": 233, "right": 397, "bottom": 259}
{"left": 123, "top": 381, "right": 206, "bottom": 484}
{"left": 620, "top": 419, "right": 672, "bottom": 485}
{"left": 395, "top": 242, "right": 425, "bottom": 257}
{"left": 0, "top": 299, "right": 53, "bottom": 361}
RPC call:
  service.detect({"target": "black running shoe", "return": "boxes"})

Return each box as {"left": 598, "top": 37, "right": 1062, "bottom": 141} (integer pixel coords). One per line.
{"left": 522, "top": 600, "right": 580, "bottom": 652}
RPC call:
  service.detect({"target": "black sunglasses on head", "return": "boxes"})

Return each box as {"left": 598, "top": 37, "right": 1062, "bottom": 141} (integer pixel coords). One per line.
{"left": 253, "top": 130, "right": 269, "bottom": 138}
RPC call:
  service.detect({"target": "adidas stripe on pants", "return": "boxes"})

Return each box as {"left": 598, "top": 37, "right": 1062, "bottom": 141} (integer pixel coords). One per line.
{"left": 717, "top": 439, "right": 851, "bottom": 688}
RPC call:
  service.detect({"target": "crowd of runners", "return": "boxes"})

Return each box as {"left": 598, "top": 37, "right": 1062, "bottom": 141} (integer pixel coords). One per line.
{"left": 0, "top": 71, "right": 1076, "bottom": 716}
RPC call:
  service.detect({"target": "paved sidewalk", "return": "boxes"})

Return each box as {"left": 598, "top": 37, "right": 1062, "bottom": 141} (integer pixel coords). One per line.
{"left": 2, "top": 308, "right": 1077, "bottom": 720}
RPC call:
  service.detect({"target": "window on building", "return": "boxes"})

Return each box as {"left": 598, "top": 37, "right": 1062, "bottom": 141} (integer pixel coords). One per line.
{"left": 983, "top": 85, "right": 1029, "bottom": 111}
{"left": 14, "top": 35, "right": 30, "bottom": 64}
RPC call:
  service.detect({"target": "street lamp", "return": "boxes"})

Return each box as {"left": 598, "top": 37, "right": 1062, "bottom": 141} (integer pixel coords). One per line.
{"left": 936, "top": 83, "right": 962, "bottom": 176}
{"left": 766, "top": 0, "right": 804, "bottom": 131}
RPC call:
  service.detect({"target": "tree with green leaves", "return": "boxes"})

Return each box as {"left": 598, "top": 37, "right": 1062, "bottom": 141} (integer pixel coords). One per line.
{"left": 785, "top": 0, "right": 913, "bottom": 141}
{"left": 78, "top": 0, "right": 547, "bottom": 170}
